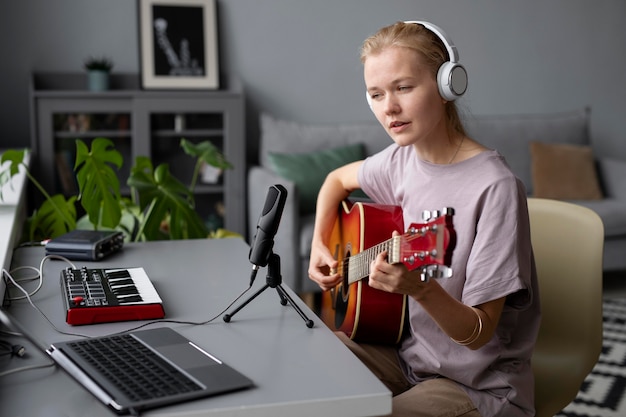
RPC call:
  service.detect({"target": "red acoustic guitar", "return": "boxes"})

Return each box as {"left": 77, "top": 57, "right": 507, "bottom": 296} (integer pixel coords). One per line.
{"left": 320, "top": 200, "right": 456, "bottom": 344}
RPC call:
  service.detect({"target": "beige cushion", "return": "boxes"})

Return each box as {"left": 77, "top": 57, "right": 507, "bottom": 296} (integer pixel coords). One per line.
{"left": 530, "top": 141, "right": 603, "bottom": 200}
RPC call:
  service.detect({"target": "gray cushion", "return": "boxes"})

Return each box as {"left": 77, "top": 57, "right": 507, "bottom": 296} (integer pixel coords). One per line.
{"left": 572, "top": 199, "right": 626, "bottom": 237}
{"left": 260, "top": 113, "right": 389, "bottom": 170}
{"left": 598, "top": 157, "right": 626, "bottom": 200}
{"left": 299, "top": 214, "right": 316, "bottom": 258}
{"left": 464, "top": 108, "right": 591, "bottom": 194}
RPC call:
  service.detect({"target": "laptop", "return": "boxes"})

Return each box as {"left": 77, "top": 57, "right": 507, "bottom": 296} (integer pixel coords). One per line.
{"left": 0, "top": 306, "right": 254, "bottom": 415}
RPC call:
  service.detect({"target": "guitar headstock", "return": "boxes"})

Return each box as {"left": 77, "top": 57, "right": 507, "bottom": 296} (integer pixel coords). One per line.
{"left": 389, "top": 207, "right": 456, "bottom": 280}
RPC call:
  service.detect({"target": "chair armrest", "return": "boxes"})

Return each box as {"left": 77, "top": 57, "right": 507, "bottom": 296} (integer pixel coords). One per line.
{"left": 247, "top": 166, "right": 302, "bottom": 291}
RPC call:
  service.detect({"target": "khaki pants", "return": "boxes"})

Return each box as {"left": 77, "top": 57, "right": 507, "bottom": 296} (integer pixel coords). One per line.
{"left": 336, "top": 332, "right": 482, "bottom": 417}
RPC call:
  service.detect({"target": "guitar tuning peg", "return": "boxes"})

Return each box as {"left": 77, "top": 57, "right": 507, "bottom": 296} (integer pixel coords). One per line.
{"left": 442, "top": 207, "right": 455, "bottom": 216}
{"left": 423, "top": 265, "right": 453, "bottom": 279}
{"left": 431, "top": 210, "right": 441, "bottom": 219}
{"left": 421, "top": 210, "right": 431, "bottom": 221}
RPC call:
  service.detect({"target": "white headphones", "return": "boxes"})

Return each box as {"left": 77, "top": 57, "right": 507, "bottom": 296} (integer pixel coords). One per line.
{"left": 366, "top": 20, "right": 468, "bottom": 109}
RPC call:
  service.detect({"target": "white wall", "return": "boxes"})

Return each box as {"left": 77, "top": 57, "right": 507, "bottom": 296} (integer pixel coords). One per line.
{"left": 1, "top": 0, "right": 625, "bottom": 160}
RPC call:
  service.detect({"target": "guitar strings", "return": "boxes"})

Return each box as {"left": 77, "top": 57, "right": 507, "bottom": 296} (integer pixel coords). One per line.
{"left": 333, "top": 227, "right": 442, "bottom": 281}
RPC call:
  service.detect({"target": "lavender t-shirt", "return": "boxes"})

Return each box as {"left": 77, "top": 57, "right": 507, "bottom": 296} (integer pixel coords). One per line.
{"left": 358, "top": 145, "right": 540, "bottom": 417}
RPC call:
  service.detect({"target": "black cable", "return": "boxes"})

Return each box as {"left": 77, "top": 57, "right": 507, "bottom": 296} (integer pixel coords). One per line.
{"left": 0, "top": 339, "right": 26, "bottom": 358}
{"left": 109, "top": 282, "right": 254, "bottom": 335}
{"left": 5, "top": 254, "right": 255, "bottom": 339}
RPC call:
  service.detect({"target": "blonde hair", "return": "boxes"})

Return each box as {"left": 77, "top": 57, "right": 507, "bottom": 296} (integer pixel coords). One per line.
{"left": 360, "top": 21, "right": 466, "bottom": 137}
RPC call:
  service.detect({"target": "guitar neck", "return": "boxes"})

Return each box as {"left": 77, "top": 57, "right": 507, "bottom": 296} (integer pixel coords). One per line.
{"left": 344, "top": 237, "right": 400, "bottom": 285}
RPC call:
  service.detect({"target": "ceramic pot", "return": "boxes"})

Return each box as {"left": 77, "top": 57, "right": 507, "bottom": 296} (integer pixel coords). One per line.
{"left": 87, "top": 70, "right": 110, "bottom": 91}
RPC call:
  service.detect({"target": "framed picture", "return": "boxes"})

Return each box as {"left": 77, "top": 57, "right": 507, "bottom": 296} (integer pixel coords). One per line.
{"left": 139, "top": 0, "right": 219, "bottom": 89}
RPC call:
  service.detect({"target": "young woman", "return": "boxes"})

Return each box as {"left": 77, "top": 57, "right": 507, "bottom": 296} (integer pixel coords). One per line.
{"left": 308, "top": 21, "right": 540, "bottom": 417}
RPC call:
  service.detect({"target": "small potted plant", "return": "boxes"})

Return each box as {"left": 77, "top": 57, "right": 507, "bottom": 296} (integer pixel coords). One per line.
{"left": 84, "top": 56, "right": 114, "bottom": 91}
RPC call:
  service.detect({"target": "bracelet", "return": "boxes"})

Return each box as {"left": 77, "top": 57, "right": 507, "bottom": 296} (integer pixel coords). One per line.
{"left": 451, "top": 307, "right": 483, "bottom": 346}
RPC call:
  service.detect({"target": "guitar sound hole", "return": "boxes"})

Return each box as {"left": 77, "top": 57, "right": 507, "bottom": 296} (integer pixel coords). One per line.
{"left": 341, "top": 253, "right": 350, "bottom": 301}
{"left": 333, "top": 254, "right": 351, "bottom": 329}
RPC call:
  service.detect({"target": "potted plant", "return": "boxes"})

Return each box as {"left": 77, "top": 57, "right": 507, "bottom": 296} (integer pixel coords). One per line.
{"left": 0, "top": 138, "right": 238, "bottom": 243}
{"left": 84, "top": 56, "right": 114, "bottom": 91}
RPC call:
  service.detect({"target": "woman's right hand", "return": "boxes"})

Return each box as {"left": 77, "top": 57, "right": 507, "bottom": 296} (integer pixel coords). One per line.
{"left": 308, "top": 240, "right": 341, "bottom": 291}
{"left": 307, "top": 161, "right": 363, "bottom": 292}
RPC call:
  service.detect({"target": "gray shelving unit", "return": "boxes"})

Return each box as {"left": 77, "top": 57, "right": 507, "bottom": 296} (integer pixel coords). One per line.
{"left": 30, "top": 72, "right": 246, "bottom": 235}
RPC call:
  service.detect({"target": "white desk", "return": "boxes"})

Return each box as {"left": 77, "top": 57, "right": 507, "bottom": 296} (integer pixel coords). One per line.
{"left": 1, "top": 238, "right": 391, "bottom": 416}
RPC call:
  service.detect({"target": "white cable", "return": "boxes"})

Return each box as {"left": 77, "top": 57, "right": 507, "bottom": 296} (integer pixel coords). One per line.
{"left": 0, "top": 362, "right": 55, "bottom": 377}
{"left": 3, "top": 255, "right": 76, "bottom": 301}
{"left": 3, "top": 254, "right": 255, "bottom": 338}
{"left": 2, "top": 266, "right": 88, "bottom": 338}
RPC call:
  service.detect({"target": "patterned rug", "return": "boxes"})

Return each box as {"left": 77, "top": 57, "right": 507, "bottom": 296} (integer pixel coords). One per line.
{"left": 556, "top": 298, "right": 626, "bottom": 417}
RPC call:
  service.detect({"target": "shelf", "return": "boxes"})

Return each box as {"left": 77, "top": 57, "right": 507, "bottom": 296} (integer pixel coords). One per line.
{"left": 54, "top": 130, "right": 132, "bottom": 139}
{"left": 151, "top": 129, "right": 223, "bottom": 138}
{"left": 30, "top": 72, "right": 246, "bottom": 236}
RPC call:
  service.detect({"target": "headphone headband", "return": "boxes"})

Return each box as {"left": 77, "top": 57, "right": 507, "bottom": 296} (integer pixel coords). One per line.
{"left": 365, "top": 20, "right": 468, "bottom": 108}
{"left": 403, "top": 20, "right": 460, "bottom": 63}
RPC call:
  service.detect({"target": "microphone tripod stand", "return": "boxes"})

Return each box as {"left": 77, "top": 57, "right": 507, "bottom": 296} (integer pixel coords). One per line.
{"left": 223, "top": 252, "right": 314, "bottom": 328}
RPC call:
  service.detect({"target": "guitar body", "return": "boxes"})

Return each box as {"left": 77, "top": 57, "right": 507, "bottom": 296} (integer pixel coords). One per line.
{"left": 321, "top": 200, "right": 456, "bottom": 344}
{"left": 321, "top": 201, "right": 407, "bottom": 344}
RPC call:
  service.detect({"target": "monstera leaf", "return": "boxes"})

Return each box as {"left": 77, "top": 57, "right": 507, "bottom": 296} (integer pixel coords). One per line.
{"left": 0, "top": 149, "right": 25, "bottom": 182}
{"left": 3, "top": 138, "right": 230, "bottom": 244}
{"left": 76, "top": 197, "right": 142, "bottom": 241}
{"left": 25, "top": 194, "right": 77, "bottom": 242}
{"left": 74, "top": 138, "right": 123, "bottom": 229}
{"left": 2, "top": 149, "right": 78, "bottom": 241}
{"left": 128, "top": 156, "right": 208, "bottom": 240}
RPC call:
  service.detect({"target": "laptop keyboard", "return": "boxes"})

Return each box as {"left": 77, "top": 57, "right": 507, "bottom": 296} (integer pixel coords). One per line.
{"left": 68, "top": 334, "right": 203, "bottom": 402}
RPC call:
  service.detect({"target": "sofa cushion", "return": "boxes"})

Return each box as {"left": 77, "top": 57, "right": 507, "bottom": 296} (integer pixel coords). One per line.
{"left": 268, "top": 143, "right": 365, "bottom": 214}
{"left": 530, "top": 141, "right": 603, "bottom": 200}
{"left": 464, "top": 108, "right": 590, "bottom": 194}
{"left": 598, "top": 157, "right": 626, "bottom": 200}
{"left": 572, "top": 199, "right": 626, "bottom": 238}
{"left": 299, "top": 214, "right": 316, "bottom": 258}
{"left": 260, "top": 113, "right": 389, "bottom": 170}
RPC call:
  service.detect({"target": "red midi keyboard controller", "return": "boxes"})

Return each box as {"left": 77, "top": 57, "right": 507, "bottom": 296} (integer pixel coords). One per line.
{"left": 61, "top": 267, "right": 165, "bottom": 325}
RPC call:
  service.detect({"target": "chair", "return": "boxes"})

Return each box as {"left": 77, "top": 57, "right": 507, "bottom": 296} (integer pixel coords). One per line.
{"left": 528, "top": 198, "right": 604, "bottom": 417}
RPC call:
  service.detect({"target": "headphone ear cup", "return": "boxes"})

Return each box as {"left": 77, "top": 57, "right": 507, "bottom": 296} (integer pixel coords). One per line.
{"left": 437, "top": 62, "right": 468, "bottom": 101}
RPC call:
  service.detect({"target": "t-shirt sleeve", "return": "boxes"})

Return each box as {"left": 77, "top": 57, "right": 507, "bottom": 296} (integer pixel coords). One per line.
{"left": 358, "top": 144, "right": 403, "bottom": 205}
{"left": 462, "top": 178, "right": 534, "bottom": 310}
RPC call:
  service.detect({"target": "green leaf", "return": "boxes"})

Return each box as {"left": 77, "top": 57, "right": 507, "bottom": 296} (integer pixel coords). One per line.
{"left": 1, "top": 149, "right": 26, "bottom": 176}
{"left": 74, "top": 138, "right": 123, "bottom": 229}
{"left": 128, "top": 158, "right": 208, "bottom": 240}
{"left": 127, "top": 156, "right": 158, "bottom": 209}
{"left": 25, "top": 194, "right": 77, "bottom": 241}
{"left": 0, "top": 149, "right": 27, "bottom": 201}
{"left": 180, "top": 139, "right": 233, "bottom": 170}
{"left": 76, "top": 198, "right": 141, "bottom": 242}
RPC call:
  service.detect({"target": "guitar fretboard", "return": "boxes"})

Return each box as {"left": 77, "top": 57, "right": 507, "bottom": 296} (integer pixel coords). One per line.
{"left": 342, "top": 237, "right": 400, "bottom": 285}
{"left": 340, "top": 222, "right": 446, "bottom": 286}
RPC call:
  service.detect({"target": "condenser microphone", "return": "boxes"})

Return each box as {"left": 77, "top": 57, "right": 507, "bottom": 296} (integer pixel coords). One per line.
{"left": 248, "top": 185, "right": 287, "bottom": 284}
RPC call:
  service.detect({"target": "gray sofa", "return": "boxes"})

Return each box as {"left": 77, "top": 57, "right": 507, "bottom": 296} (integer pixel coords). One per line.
{"left": 248, "top": 108, "right": 626, "bottom": 295}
